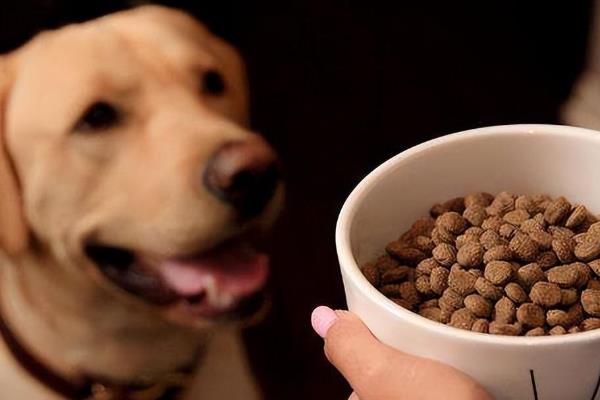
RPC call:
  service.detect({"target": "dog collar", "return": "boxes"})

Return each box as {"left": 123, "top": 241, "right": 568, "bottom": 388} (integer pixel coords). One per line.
{"left": 0, "top": 313, "right": 196, "bottom": 400}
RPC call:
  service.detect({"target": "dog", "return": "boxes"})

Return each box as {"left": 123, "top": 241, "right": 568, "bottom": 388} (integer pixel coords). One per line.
{"left": 0, "top": 5, "right": 282, "bottom": 399}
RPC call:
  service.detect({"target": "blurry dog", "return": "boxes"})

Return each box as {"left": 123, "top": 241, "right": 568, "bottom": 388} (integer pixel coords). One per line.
{"left": 0, "top": 5, "right": 281, "bottom": 399}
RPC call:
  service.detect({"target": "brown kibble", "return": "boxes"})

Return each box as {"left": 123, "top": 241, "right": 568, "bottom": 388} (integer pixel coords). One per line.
{"left": 375, "top": 255, "right": 399, "bottom": 272}
{"left": 430, "top": 267, "right": 450, "bottom": 294}
{"left": 464, "top": 294, "right": 492, "bottom": 318}
{"left": 447, "top": 267, "right": 477, "bottom": 296}
{"left": 499, "top": 224, "right": 518, "bottom": 240}
{"left": 380, "top": 284, "right": 401, "bottom": 297}
{"left": 361, "top": 263, "right": 380, "bottom": 286}
{"left": 572, "top": 262, "right": 592, "bottom": 288}
{"left": 549, "top": 226, "right": 575, "bottom": 241}
{"left": 431, "top": 226, "right": 455, "bottom": 246}
{"left": 444, "top": 197, "right": 466, "bottom": 213}
{"left": 588, "top": 279, "right": 600, "bottom": 290}
{"left": 530, "top": 282, "right": 562, "bottom": 307}
{"left": 566, "top": 205, "right": 588, "bottom": 228}
{"left": 413, "top": 235, "right": 435, "bottom": 253}
{"left": 465, "top": 192, "right": 494, "bottom": 208}
{"left": 581, "top": 318, "right": 600, "bottom": 331}
{"left": 561, "top": 288, "right": 579, "bottom": 306}
{"left": 440, "top": 288, "right": 464, "bottom": 310}
{"left": 456, "top": 242, "right": 484, "bottom": 268}
{"left": 413, "top": 216, "right": 437, "bottom": 235}
{"left": 366, "top": 192, "right": 600, "bottom": 336}
{"left": 381, "top": 266, "right": 412, "bottom": 284}
{"left": 419, "top": 299, "right": 439, "bottom": 310}
{"left": 589, "top": 260, "right": 600, "bottom": 277}
{"left": 475, "top": 277, "right": 504, "bottom": 301}
{"left": 419, "top": 307, "right": 442, "bottom": 322}
{"left": 484, "top": 261, "right": 514, "bottom": 286}
{"left": 533, "top": 211, "right": 549, "bottom": 226}
{"left": 575, "top": 217, "right": 595, "bottom": 234}
{"left": 568, "top": 326, "right": 582, "bottom": 334}
{"left": 505, "top": 282, "right": 528, "bottom": 304}
{"left": 503, "top": 209, "right": 530, "bottom": 226}
{"left": 437, "top": 212, "right": 468, "bottom": 234}
{"left": 449, "top": 308, "right": 476, "bottom": 330}
{"left": 486, "top": 191, "right": 516, "bottom": 217}
{"left": 386, "top": 242, "right": 427, "bottom": 265}
{"left": 589, "top": 222, "right": 600, "bottom": 235}
{"left": 528, "top": 230, "right": 553, "bottom": 250}
{"left": 489, "top": 322, "right": 521, "bottom": 336}
{"left": 567, "top": 303, "right": 584, "bottom": 326}
{"left": 525, "top": 327, "right": 546, "bottom": 336}
{"left": 465, "top": 226, "right": 485, "bottom": 236}
{"left": 581, "top": 289, "right": 600, "bottom": 316}
{"left": 391, "top": 298, "right": 414, "bottom": 310}
{"left": 544, "top": 197, "right": 572, "bottom": 225}
{"left": 468, "top": 269, "right": 483, "bottom": 278}
{"left": 463, "top": 205, "right": 487, "bottom": 227}
{"left": 430, "top": 203, "right": 448, "bottom": 217}
{"left": 480, "top": 230, "right": 508, "bottom": 251}
{"left": 402, "top": 217, "right": 436, "bottom": 240}
{"left": 471, "top": 319, "right": 490, "bottom": 333}
{"left": 494, "top": 296, "right": 516, "bottom": 323}
{"left": 398, "top": 281, "right": 421, "bottom": 305}
{"left": 455, "top": 232, "right": 481, "bottom": 249}
{"left": 546, "top": 264, "right": 579, "bottom": 288}
{"left": 552, "top": 238, "right": 575, "bottom": 263}
{"left": 546, "top": 309, "right": 570, "bottom": 327}
{"left": 574, "top": 233, "right": 589, "bottom": 244}
{"left": 415, "top": 275, "right": 433, "bottom": 295}
{"left": 521, "top": 218, "right": 545, "bottom": 234}
{"left": 481, "top": 216, "right": 504, "bottom": 233}
{"left": 432, "top": 243, "right": 457, "bottom": 267}
{"left": 516, "top": 195, "right": 549, "bottom": 215}
{"left": 439, "top": 309, "right": 453, "bottom": 323}
{"left": 536, "top": 251, "right": 558, "bottom": 270}
{"left": 483, "top": 245, "right": 513, "bottom": 264}
{"left": 416, "top": 258, "right": 441, "bottom": 276}
{"left": 549, "top": 326, "right": 567, "bottom": 335}
{"left": 517, "top": 263, "right": 546, "bottom": 288}
{"left": 509, "top": 231, "right": 539, "bottom": 262}
{"left": 516, "top": 303, "right": 545, "bottom": 328}
{"left": 574, "top": 235, "right": 600, "bottom": 262}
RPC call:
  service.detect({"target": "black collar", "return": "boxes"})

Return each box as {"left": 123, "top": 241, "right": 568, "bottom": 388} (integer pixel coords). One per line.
{"left": 0, "top": 313, "right": 196, "bottom": 400}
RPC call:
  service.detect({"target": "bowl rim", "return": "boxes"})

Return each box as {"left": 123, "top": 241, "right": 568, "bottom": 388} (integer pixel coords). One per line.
{"left": 336, "top": 123, "right": 600, "bottom": 346}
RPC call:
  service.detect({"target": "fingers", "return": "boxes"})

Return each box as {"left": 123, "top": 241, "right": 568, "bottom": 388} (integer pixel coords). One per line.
{"left": 311, "top": 306, "right": 494, "bottom": 400}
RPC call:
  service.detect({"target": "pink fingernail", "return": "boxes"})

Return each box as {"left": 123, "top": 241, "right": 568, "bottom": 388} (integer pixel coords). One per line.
{"left": 311, "top": 306, "right": 338, "bottom": 338}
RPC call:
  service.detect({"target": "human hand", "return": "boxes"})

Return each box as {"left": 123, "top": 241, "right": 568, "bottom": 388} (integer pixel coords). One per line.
{"left": 311, "top": 306, "right": 493, "bottom": 400}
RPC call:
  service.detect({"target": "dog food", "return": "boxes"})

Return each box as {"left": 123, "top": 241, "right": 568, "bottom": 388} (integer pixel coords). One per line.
{"left": 361, "top": 192, "right": 600, "bottom": 336}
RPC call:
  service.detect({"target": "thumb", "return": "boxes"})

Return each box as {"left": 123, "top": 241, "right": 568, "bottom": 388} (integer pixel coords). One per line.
{"left": 311, "top": 306, "right": 493, "bottom": 400}
{"left": 311, "top": 306, "right": 397, "bottom": 395}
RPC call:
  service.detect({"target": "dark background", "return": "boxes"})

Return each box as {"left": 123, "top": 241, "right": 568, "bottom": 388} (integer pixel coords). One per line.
{"left": 0, "top": 1, "right": 594, "bottom": 398}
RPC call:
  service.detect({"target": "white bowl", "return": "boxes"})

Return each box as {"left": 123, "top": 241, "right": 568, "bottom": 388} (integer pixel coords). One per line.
{"left": 336, "top": 124, "right": 600, "bottom": 400}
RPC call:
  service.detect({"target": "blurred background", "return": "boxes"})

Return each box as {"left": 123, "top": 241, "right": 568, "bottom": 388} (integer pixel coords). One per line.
{"left": 0, "top": 1, "right": 594, "bottom": 398}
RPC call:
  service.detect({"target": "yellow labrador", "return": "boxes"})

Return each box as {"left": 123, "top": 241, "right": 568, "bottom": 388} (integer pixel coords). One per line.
{"left": 0, "top": 5, "right": 281, "bottom": 399}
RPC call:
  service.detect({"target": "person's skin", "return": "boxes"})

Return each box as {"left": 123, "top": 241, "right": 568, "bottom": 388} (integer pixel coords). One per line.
{"left": 311, "top": 306, "right": 494, "bottom": 400}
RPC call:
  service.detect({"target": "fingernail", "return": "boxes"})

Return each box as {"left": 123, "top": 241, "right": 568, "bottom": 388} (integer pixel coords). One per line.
{"left": 311, "top": 305, "right": 338, "bottom": 338}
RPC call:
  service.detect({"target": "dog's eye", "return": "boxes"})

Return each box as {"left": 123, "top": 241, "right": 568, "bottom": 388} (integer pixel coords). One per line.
{"left": 202, "top": 70, "right": 226, "bottom": 96}
{"left": 75, "top": 101, "right": 120, "bottom": 132}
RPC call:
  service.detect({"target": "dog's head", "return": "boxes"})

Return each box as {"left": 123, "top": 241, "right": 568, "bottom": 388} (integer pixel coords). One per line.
{"left": 0, "top": 6, "right": 282, "bottom": 328}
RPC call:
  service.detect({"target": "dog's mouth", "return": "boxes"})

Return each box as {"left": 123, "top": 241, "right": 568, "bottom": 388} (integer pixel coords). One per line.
{"left": 84, "top": 240, "right": 269, "bottom": 319}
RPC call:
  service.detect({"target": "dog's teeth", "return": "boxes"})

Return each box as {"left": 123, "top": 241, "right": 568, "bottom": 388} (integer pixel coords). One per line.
{"left": 204, "top": 278, "right": 235, "bottom": 308}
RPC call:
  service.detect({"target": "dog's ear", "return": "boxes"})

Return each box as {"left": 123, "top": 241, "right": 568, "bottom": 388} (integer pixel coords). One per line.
{"left": 0, "top": 56, "right": 27, "bottom": 255}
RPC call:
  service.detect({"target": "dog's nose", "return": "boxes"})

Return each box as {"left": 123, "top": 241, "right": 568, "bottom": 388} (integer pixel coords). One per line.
{"left": 203, "top": 137, "right": 280, "bottom": 217}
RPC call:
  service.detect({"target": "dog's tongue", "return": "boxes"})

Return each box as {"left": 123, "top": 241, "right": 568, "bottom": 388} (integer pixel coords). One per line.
{"left": 156, "top": 245, "right": 269, "bottom": 300}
